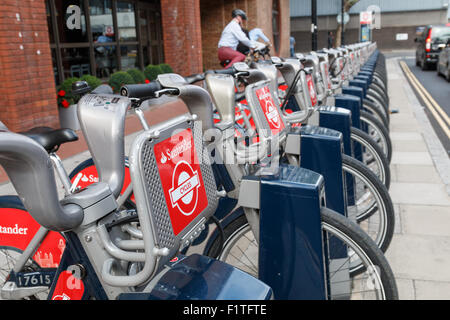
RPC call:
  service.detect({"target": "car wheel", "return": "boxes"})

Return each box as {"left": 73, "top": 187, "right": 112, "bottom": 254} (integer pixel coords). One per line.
{"left": 421, "top": 59, "right": 428, "bottom": 71}
{"left": 446, "top": 67, "right": 450, "bottom": 82}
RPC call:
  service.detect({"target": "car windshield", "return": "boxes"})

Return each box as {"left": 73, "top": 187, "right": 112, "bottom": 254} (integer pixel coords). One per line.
{"left": 431, "top": 26, "right": 450, "bottom": 41}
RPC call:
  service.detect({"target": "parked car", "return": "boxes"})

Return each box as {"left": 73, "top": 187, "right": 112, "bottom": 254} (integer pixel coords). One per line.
{"left": 437, "top": 38, "right": 450, "bottom": 81}
{"left": 415, "top": 24, "right": 450, "bottom": 70}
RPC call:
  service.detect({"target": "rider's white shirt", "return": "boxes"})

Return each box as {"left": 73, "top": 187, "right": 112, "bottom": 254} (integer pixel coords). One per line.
{"left": 218, "top": 19, "right": 256, "bottom": 51}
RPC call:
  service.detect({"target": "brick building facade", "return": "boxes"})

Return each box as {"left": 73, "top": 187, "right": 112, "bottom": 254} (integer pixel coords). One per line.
{"left": 0, "top": 0, "right": 60, "bottom": 132}
{"left": 0, "top": 0, "right": 289, "bottom": 132}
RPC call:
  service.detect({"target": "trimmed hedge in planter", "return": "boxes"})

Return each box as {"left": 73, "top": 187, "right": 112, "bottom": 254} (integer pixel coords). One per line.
{"left": 80, "top": 74, "right": 102, "bottom": 90}
{"left": 144, "top": 64, "right": 163, "bottom": 81}
{"left": 108, "top": 71, "right": 135, "bottom": 93}
{"left": 158, "top": 63, "right": 173, "bottom": 74}
{"left": 127, "top": 68, "right": 146, "bottom": 84}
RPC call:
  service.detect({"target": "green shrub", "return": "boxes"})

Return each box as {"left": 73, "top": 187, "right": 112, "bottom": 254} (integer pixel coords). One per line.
{"left": 144, "top": 64, "right": 163, "bottom": 81}
{"left": 126, "top": 68, "right": 146, "bottom": 84}
{"left": 80, "top": 74, "right": 102, "bottom": 90}
{"left": 108, "top": 71, "right": 135, "bottom": 93}
{"left": 158, "top": 63, "right": 174, "bottom": 74}
{"left": 57, "top": 77, "right": 80, "bottom": 108}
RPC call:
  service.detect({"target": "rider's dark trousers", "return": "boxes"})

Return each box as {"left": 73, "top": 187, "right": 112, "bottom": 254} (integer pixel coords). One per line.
{"left": 218, "top": 46, "right": 246, "bottom": 68}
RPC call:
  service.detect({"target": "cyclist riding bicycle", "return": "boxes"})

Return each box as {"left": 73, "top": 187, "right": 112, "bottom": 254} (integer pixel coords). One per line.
{"left": 218, "top": 9, "right": 258, "bottom": 68}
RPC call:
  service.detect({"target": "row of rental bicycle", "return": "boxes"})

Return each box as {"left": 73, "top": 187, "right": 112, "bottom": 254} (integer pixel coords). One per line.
{"left": 0, "top": 41, "right": 398, "bottom": 300}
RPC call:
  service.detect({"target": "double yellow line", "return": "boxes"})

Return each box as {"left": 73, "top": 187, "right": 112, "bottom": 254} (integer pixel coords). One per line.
{"left": 399, "top": 60, "right": 450, "bottom": 139}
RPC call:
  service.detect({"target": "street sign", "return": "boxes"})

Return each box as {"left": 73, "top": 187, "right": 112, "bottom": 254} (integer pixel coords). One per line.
{"left": 337, "top": 12, "right": 349, "bottom": 25}
{"left": 395, "top": 33, "right": 408, "bottom": 41}
{"left": 360, "top": 11, "right": 372, "bottom": 25}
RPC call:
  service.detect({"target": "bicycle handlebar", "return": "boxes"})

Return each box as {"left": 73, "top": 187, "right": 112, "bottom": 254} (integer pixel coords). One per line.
{"left": 120, "top": 81, "right": 163, "bottom": 99}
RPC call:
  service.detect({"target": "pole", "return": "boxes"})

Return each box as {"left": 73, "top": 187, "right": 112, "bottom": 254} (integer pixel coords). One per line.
{"left": 341, "top": 0, "right": 345, "bottom": 45}
{"left": 311, "top": 0, "right": 317, "bottom": 51}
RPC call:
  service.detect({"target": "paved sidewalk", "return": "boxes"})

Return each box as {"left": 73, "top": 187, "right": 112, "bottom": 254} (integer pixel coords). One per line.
{"left": 384, "top": 56, "right": 450, "bottom": 300}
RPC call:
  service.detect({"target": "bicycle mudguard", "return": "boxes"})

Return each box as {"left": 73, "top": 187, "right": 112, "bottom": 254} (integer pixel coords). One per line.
{"left": 334, "top": 94, "right": 362, "bottom": 129}
{"left": 318, "top": 107, "right": 352, "bottom": 157}
{"left": 317, "top": 107, "right": 357, "bottom": 207}
{"left": 349, "top": 79, "right": 368, "bottom": 97}
{"left": 257, "top": 165, "right": 327, "bottom": 299}
{"left": 333, "top": 95, "right": 364, "bottom": 162}
{"left": 117, "top": 253, "right": 273, "bottom": 300}
{"left": 0, "top": 196, "right": 66, "bottom": 269}
{"left": 358, "top": 71, "right": 373, "bottom": 82}
{"left": 342, "top": 86, "right": 364, "bottom": 102}
{"left": 291, "top": 125, "right": 348, "bottom": 216}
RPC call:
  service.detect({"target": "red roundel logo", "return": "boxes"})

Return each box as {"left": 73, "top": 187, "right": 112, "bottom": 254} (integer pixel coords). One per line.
{"left": 169, "top": 160, "right": 201, "bottom": 216}
{"left": 255, "top": 86, "right": 285, "bottom": 135}
{"left": 154, "top": 128, "right": 208, "bottom": 235}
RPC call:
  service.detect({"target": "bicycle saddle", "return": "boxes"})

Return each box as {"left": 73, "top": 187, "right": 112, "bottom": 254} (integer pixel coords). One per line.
{"left": 19, "top": 127, "right": 78, "bottom": 152}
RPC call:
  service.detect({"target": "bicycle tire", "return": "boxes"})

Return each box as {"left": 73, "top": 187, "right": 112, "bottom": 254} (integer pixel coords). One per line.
{"left": 350, "top": 127, "right": 391, "bottom": 189}
{"left": 205, "top": 208, "right": 398, "bottom": 300}
{"left": 366, "top": 92, "right": 389, "bottom": 120}
{"left": 320, "top": 207, "right": 398, "bottom": 300}
{"left": 360, "top": 110, "right": 392, "bottom": 163}
{"left": 363, "top": 98, "right": 389, "bottom": 128}
{"left": 341, "top": 154, "right": 395, "bottom": 253}
{"left": 369, "top": 84, "right": 389, "bottom": 105}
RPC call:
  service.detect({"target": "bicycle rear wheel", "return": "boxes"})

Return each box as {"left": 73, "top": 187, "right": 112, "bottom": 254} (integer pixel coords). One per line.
{"left": 0, "top": 247, "right": 49, "bottom": 300}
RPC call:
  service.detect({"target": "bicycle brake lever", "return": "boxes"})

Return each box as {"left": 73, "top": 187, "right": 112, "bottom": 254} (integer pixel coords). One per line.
{"left": 154, "top": 88, "right": 180, "bottom": 98}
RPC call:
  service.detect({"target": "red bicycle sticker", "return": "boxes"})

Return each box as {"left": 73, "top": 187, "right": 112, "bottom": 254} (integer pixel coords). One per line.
{"left": 51, "top": 270, "right": 85, "bottom": 300}
{"left": 323, "top": 63, "right": 332, "bottom": 90}
{"left": 71, "top": 164, "right": 134, "bottom": 202}
{"left": 154, "top": 128, "right": 208, "bottom": 235}
{"left": 0, "top": 208, "right": 40, "bottom": 250}
{"left": 255, "top": 86, "right": 285, "bottom": 135}
{"left": 339, "top": 59, "right": 345, "bottom": 80}
{"left": 306, "top": 74, "right": 318, "bottom": 107}
{"left": 0, "top": 207, "right": 65, "bottom": 268}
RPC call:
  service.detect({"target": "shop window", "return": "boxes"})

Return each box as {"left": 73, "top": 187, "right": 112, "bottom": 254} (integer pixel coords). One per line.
{"left": 46, "top": 0, "right": 163, "bottom": 83}
{"left": 120, "top": 45, "right": 139, "bottom": 70}
{"left": 54, "top": 0, "right": 88, "bottom": 43}
{"left": 90, "top": 0, "right": 115, "bottom": 42}
{"left": 117, "top": 2, "right": 137, "bottom": 41}
{"left": 60, "top": 47, "right": 91, "bottom": 79}
{"left": 95, "top": 43, "right": 118, "bottom": 78}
